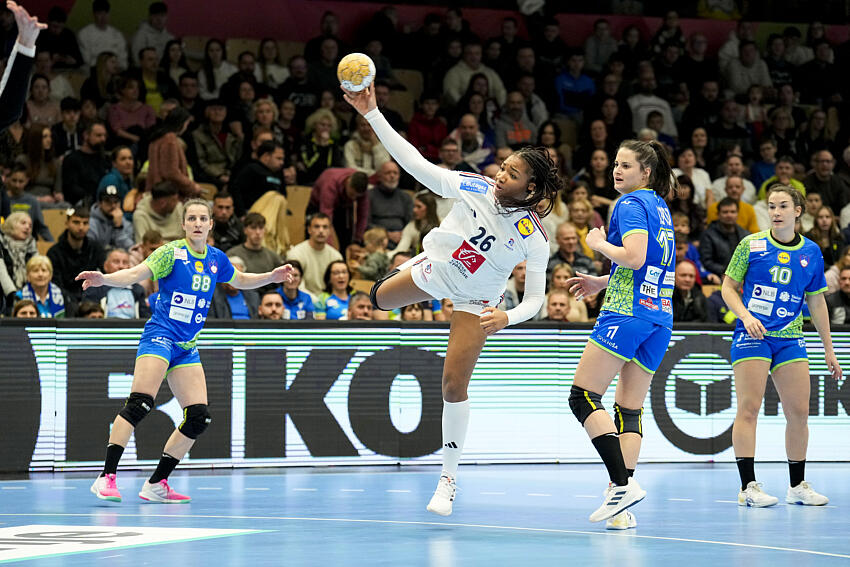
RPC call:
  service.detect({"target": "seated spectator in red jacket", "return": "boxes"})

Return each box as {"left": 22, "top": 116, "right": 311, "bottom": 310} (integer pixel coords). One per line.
{"left": 307, "top": 168, "right": 369, "bottom": 250}
{"left": 408, "top": 93, "right": 447, "bottom": 162}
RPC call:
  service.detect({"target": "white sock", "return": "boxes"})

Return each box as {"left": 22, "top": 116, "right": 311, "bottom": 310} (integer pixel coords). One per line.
{"left": 441, "top": 399, "right": 470, "bottom": 478}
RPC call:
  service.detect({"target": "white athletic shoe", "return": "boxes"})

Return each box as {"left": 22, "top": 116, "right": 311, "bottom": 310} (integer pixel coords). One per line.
{"left": 606, "top": 510, "right": 637, "bottom": 530}
{"left": 589, "top": 477, "right": 646, "bottom": 522}
{"left": 90, "top": 473, "right": 121, "bottom": 502}
{"left": 426, "top": 473, "right": 456, "bottom": 516}
{"left": 786, "top": 481, "right": 829, "bottom": 506}
{"left": 138, "top": 479, "right": 191, "bottom": 503}
{"left": 737, "top": 481, "right": 778, "bottom": 507}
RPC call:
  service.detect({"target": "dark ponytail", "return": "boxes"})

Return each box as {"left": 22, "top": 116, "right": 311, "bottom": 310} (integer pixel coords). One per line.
{"left": 618, "top": 139, "right": 678, "bottom": 200}
{"left": 498, "top": 146, "right": 565, "bottom": 217}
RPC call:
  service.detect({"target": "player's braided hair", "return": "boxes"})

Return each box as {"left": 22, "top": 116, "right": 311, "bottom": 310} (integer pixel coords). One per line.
{"left": 498, "top": 146, "right": 564, "bottom": 217}
{"left": 618, "top": 139, "right": 678, "bottom": 200}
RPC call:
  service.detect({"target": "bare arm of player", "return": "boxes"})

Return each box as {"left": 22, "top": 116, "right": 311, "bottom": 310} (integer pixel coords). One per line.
{"left": 342, "top": 85, "right": 457, "bottom": 199}
{"left": 76, "top": 263, "right": 153, "bottom": 290}
{"left": 230, "top": 264, "right": 294, "bottom": 290}
{"left": 586, "top": 227, "right": 647, "bottom": 270}
{"left": 721, "top": 274, "right": 766, "bottom": 339}
{"left": 806, "top": 292, "right": 843, "bottom": 380}
{"left": 566, "top": 271, "right": 609, "bottom": 301}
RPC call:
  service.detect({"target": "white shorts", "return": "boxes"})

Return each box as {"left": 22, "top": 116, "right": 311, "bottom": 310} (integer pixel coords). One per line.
{"left": 399, "top": 253, "right": 503, "bottom": 316}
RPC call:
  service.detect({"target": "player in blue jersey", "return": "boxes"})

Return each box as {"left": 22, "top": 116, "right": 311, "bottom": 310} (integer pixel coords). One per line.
{"left": 722, "top": 185, "right": 842, "bottom": 508}
{"left": 80, "top": 198, "right": 293, "bottom": 503}
{"left": 566, "top": 140, "right": 677, "bottom": 528}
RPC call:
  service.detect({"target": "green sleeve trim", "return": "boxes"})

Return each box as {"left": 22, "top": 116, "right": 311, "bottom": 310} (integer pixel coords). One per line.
{"left": 622, "top": 228, "right": 648, "bottom": 238}
{"left": 805, "top": 287, "right": 828, "bottom": 296}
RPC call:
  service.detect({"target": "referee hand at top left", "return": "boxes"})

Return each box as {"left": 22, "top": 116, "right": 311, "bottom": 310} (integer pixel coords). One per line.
{"left": 76, "top": 270, "right": 105, "bottom": 291}
{"left": 7, "top": 1, "right": 46, "bottom": 49}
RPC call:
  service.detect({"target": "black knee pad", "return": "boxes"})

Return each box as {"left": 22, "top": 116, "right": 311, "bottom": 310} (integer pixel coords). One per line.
{"left": 118, "top": 392, "right": 154, "bottom": 427}
{"left": 178, "top": 404, "right": 211, "bottom": 439}
{"left": 370, "top": 268, "right": 399, "bottom": 311}
{"left": 569, "top": 385, "right": 604, "bottom": 425}
{"left": 613, "top": 403, "right": 643, "bottom": 437}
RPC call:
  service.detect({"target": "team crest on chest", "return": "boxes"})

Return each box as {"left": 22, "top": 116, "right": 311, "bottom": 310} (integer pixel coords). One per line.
{"left": 800, "top": 254, "right": 809, "bottom": 267}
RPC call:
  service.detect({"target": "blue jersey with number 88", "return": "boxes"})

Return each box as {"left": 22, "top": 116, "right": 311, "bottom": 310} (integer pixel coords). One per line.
{"left": 600, "top": 188, "right": 675, "bottom": 328}
{"left": 143, "top": 239, "right": 236, "bottom": 348}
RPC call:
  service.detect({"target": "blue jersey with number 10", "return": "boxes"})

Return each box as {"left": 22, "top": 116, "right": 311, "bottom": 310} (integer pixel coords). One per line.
{"left": 144, "top": 239, "right": 236, "bottom": 348}
{"left": 600, "top": 188, "right": 675, "bottom": 328}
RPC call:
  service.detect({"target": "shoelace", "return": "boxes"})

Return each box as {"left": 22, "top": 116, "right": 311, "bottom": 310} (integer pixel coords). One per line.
{"left": 436, "top": 476, "right": 457, "bottom": 498}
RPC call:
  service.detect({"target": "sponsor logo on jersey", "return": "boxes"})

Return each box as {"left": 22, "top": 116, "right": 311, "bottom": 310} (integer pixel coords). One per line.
{"left": 171, "top": 291, "right": 197, "bottom": 309}
{"left": 798, "top": 338, "right": 807, "bottom": 348}
{"left": 747, "top": 297, "right": 773, "bottom": 316}
{"left": 800, "top": 254, "right": 809, "bottom": 267}
{"left": 195, "top": 313, "right": 205, "bottom": 324}
{"left": 424, "top": 263, "right": 432, "bottom": 274}
{"left": 451, "top": 241, "right": 486, "bottom": 274}
{"left": 640, "top": 281, "right": 658, "bottom": 298}
{"left": 168, "top": 305, "right": 193, "bottom": 324}
{"left": 467, "top": 299, "right": 491, "bottom": 306}
{"left": 505, "top": 238, "right": 515, "bottom": 251}
{"left": 194, "top": 261, "right": 204, "bottom": 273}
{"left": 752, "top": 284, "right": 777, "bottom": 301}
{"left": 515, "top": 216, "right": 536, "bottom": 238}
{"left": 150, "top": 336, "right": 173, "bottom": 348}
{"left": 659, "top": 288, "right": 673, "bottom": 298}
{"left": 645, "top": 266, "right": 662, "bottom": 284}
{"left": 661, "top": 298, "right": 672, "bottom": 313}
{"left": 198, "top": 298, "right": 206, "bottom": 309}
{"left": 663, "top": 270, "right": 675, "bottom": 286}
{"left": 791, "top": 294, "right": 802, "bottom": 302}
{"left": 749, "top": 239, "right": 767, "bottom": 252}
{"left": 173, "top": 247, "right": 188, "bottom": 261}
{"left": 779, "top": 291, "right": 790, "bottom": 302}
{"left": 778, "top": 252, "right": 790, "bottom": 264}
{"left": 776, "top": 307, "right": 793, "bottom": 317}
{"left": 458, "top": 173, "right": 490, "bottom": 194}
{"left": 639, "top": 297, "right": 658, "bottom": 310}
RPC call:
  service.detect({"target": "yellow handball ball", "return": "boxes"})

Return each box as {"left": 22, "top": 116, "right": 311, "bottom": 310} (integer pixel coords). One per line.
{"left": 337, "top": 53, "right": 376, "bottom": 93}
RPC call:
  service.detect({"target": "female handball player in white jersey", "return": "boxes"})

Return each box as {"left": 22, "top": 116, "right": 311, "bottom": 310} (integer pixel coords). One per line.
{"left": 343, "top": 84, "right": 562, "bottom": 516}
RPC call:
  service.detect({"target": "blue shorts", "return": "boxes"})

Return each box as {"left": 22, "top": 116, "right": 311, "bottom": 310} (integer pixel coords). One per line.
{"left": 137, "top": 329, "right": 201, "bottom": 374}
{"left": 588, "top": 311, "right": 672, "bottom": 373}
{"left": 730, "top": 332, "right": 808, "bottom": 372}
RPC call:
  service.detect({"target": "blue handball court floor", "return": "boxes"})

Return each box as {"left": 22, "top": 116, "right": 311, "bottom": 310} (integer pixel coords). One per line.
{"left": 0, "top": 463, "right": 848, "bottom": 566}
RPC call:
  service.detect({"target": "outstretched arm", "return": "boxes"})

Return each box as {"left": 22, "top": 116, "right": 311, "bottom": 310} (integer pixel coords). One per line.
{"left": 77, "top": 263, "right": 153, "bottom": 290}
{"left": 230, "top": 264, "right": 294, "bottom": 290}
{"left": 343, "top": 85, "right": 459, "bottom": 198}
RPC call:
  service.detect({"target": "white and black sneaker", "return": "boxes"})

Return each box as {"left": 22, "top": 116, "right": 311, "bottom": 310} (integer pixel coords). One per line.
{"left": 786, "top": 481, "right": 828, "bottom": 506}
{"left": 738, "top": 481, "right": 778, "bottom": 507}
{"left": 589, "top": 477, "right": 646, "bottom": 522}
{"left": 426, "top": 473, "right": 456, "bottom": 516}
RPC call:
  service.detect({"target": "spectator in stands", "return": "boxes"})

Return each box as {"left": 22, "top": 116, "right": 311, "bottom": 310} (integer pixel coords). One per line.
{"left": 221, "top": 51, "right": 262, "bottom": 107}
{"left": 804, "top": 150, "right": 849, "bottom": 213}
{"left": 128, "top": 229, "right": 162, "bottom": 296}
{"left": 681, "top": 79, "right": 722, "bottom": 137}
{"left": 304, "top": 11, "right": 346, "bottom": 63}
{"left": 707, "top": 99, "right": 752, "bottom": 161}
{"left": 15, "top": 254, "right": 68, "bottom": 317}
{"left": 542, "top": 288, "right": 570, "bottom": 322}
{"left": 286, "top": 212, "right": 342, "bottom": 297}
{"left": 254, "top": 38, "right": 288, "bottom": 89}
{"left": 669, "top": 176, "right": 707, "bottom": 241}
{"left": 208, "top": 256, "right": 259, "bottom": 319}
{"left": 277, "top": 99, "right": 300, "bottom": 163}
{"left": 210, "top": 191, "right": 243, "bottom": 252}
{"left": 80, "top": 52, "right": 120, "bottom": 109}
{"left": 132, "top": 181, "right": 183, "bottom": 242}
{"left": 653, "top": 42, "right": 686, "bottom": 103}
{"left": 176, "top": 72, "right": 205, "bottom": 126}
{"left": 501, "top": 260, "right": 526, "bottom": 310}
{"left": 796, "top": 108, "right": 830, "bottom": 164}
{"left": 226, "top": 212, "right": 283, "bottom": 274}
{"left": 628, "top": 67, "right": 677, "bottom": 140}
{"left": 96, "top": 145, "right": 134, "bottom": 207}
{"left": 436, "top": 136, "right": 475, "bottom": 173}
{"left": 764, "top": 106, "right": 798, "bottom": 161}
{"left": 515, "top": 73, "right": 549, "bottom": 129}
{"left": 12, "top": 299, "right": 38, "bottom": 318}
{"left": 584, "top": 18, "right": 618, "bottom": 77}
{"left": 394, "top": 190, "right": 438, "bottom": 256}
{"left": 277, "top": 55, "right": 319, "bottom": 127}
{"left": 806, "top": 206, "right": 844, "bottom": 267}
{"left": 493, "top": 91, "right": 537, "bottom": 150}
{"left": 52, "top": 97, "right": 82, "bottom": 157}
{"left": 257, "top": 289, "right": 284, "bottom": 320}
{"left": 449, "top": 114, "right": 494, "bottom": 173}
{"left": 344, "top": 114, "right": 391, "bottom": 176}
{"left": 76, "top": 300, "right": 104, "bottom": 318}
{"left": 681, "top": 33, "right": 717, "bottom": 97}
{"left": 33, "top": 49, "right": 73, "bottom": 103}
{"left": 347, "top": 291, "right": 373, "bottom": 321}
{"left": 706, "top": 175, "right": 759, "bottom": 233}
{"left": 88, "top": 184, "right": 133, "bottom": 250}
{"left": 107, "top": 75, "right": 155, "bottom": 148}
{"left": 81, "top": 247, "right": 150, "bottom": 319}
{"left": 548, "top": 221, "right": 596, "bottom": 276}
{"left": 443, "top": 42, "right": 506, "bottom": 106}
{"left": 672, "top": 260, "right": 708, "bottom": 322}
{"left": 650, "top": 9, "right": 684, "bottom": 56}
{"left": 6, "top": 164, "right": 51, "bottom": 241}
{"left": 17, "top": 123, "right": 61, "bottom": 203}
{"left": 783, "top": 26, "right": 812, "bottom": 66}
{"left": 274, "top": 259, "right": 313, "bottom": 320}
{"left": 191, "top": 99, "right": 240, "bottom": 187}
{"left": 62, "top": 120, "right": 109, "bottom": 207}
{"left": 78, "top": 0, "right": 127, "bottom": 70}
{"left": 408, "top": 92, "right": 447, "bottom": 163}
{"left": 700, "top": 197, "right": 749, "bottom": 279}
{"left": 710, "top": 154, "right": 757, "bottom": 205}
{"left": 368, "top": 161, "right": 413, "bottom": 246}
{"left": 297, "top": 107, "right": 342, "bottom": 184}
{"left": 130, "top": 1, "right": 173, "bottom": 65}
{"left": 35, "top": 6, "right": 81, "bottom": 69}
{"left": 751, "top": 138, "right": 778, "bottom": 190}
{"left": 764, "top": 33, "right": 793, "bottom": 89}
{"left": 372, "top": 80, "right": 406, "bottom": 134}
{"left": 160, "top": 39, "right": 188, "bottom": 85}
{"left": 131, "top": 46, "right": 177, "bottom": 114}
{"left": 47, "top": 206, "right": 105, "bottom": 304}
{"left": 574, "top": 149, "right": 616, "bottom": 220}
{"left": 307, "top": 37, "right": 341, "bottom": 97}
{"left": 308, "top": 168, "right": 369, "bottom": 251}
{"left": 724, "top": 40, "right": 772, "bottom": 96}
{"left": 616, "top": 25, "right": 649, "bottom": 80}
{"left": 230, "top": 141, "right": 285, "bottom": 216}
{"left": 757, "top": 156, "right": 805, "bottom": 200}
{"left": 673, "top": 147, "right": 712, "bottom": 207}
{"left": 801, "top": 191, "right": 821, "bottom": 233}
{"left": 797, "top": 39, "right": 840, "bottom": 105}
{"left": 231, "top": 126, "right": 272, "bottom": 179}
{"left": 554, "top": 49, "right": 595, "bottom": 121}
{"left": 25, "top": 74, "right": 60, "bottom": 127}
{"left": 827, "top": 266, "right": 850, "bottom": 324}
{"left": 250, "top": 98, "right": 286, "bottom": 149}
{"left": 146, "top": 106, "right": 201, "bottom": 199}
{"left": 0, "top": 211, "right": 36, "bottom": 293}
{"left": 314, "top": 260, "right": 351, "bottom": 320}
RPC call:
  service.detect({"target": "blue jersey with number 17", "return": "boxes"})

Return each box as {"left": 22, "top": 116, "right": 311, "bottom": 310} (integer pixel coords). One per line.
{"left": 600, "top": 188, "right": 675, "bottom": 328}
{"left": 143, "top": 239, "right": 236, "bottom": 348}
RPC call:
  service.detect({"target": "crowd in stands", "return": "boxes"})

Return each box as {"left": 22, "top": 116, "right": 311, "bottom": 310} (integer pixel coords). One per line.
{"left": 3, "top": 1, "right": 850, "bottom": 326}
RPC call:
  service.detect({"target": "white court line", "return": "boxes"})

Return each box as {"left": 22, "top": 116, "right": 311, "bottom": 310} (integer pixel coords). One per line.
{"left": 574, "top": 495, "right": 597, "bottom": 498}
{"left": 50, "top": 487, "right": 77, "bottom": 490}
{"left": 292, "top": 488, "right": 317, "bottom": 492}
{"left": 340, "top": 489, "right": 364, "bottom": 492}
{"left": 715, "top": 500, "right": 738, "bottom": 504}
{"left": 527, "top": 493, "right": 551, "bottom": 497}
{"left": 1, "top": 512, "right": 847, "bottom": 560}
{"left": 387, "top": 489, "right": 411, "bottom": 493}
{"left": 480, "top": 492, "right": 505, "bottom": 495}
{"left": 245, "top": 488, "right": 270, "bottom": 491}
{"left": 1, "top": 487, "right": 26, "bottom": 490}
{"left": 196, "top": 487, "right": 222, "bottom": 490}
{"left": 668, "top": 498, "right": 693, "bottom": 502}
{"left": 99, "top": 555, "right": 124, "bottom": 560}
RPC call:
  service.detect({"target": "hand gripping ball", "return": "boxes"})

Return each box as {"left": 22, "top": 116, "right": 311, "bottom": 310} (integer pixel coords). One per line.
{"left": 337, "top": 53, "right": 376, "bottom": 92}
